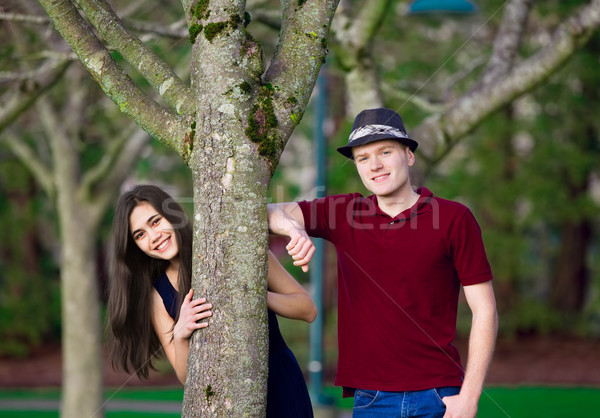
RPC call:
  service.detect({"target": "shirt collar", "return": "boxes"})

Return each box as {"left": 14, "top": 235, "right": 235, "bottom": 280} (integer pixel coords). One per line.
{"left": 369, "top": 187, "right": 434, "bottom": 220}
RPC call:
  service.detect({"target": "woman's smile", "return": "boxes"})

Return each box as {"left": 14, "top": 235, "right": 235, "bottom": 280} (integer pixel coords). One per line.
{"left": 155, "top": 237, "right": 171, "bottom": 251}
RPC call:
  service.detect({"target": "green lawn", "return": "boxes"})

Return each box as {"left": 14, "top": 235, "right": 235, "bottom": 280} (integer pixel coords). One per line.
{"left": 0, "top": 386, "right": 599, "bottom": 417}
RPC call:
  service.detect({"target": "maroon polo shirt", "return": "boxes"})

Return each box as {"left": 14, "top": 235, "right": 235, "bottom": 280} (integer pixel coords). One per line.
{"left": 298, "top": 187, "right": 492, "bottom": 393}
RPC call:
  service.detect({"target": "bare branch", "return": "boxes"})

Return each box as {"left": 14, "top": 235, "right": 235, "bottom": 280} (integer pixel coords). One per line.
{"left": 265, "top": 0, "right": 339, "bottom": 152}
{"left": 346, "top": 0, "right": 392, "bottom": 49}
{"left": 100, "top": 128, "right": 149, "bottom": 192}
{"left": 480, "top": 0, "right": 534, "bottom": 87}
{"left": 1, "top": 131, "right": 55, "bottom": 196}
{"left": 0, "top": 9, "right": 189, "bottom": 41}
{"left": 80, "top": 124, "right": 147, "bottom": 195}
{"left": 0, "top": 11, "right": 50, "bottom": 24}
{"left": 414, "top": 0, "right": 600, "bottom": 164}
{"left": 250, "top": 9, "right": 281, "bottom": 30}
{"left": 0, "top": 61, "right": 70, "bottom": 133}
{"left": 0, "top": 58, "right": 72, "bottom": 83}
{"left": 126, "top": 18, "right": 188, "bottom": 40}
{"left": 383, "top": 84, "right": 445, "bottom": 114}
{"left": 85, "top": 129, "right": 150, "bottom": 226}
{"left": 73, "top": 0, "right": 194, "bottom": 114}
{"left": 37, "top": 95, "right": 79, "bottom": 198}
{"left": 38, "top": 0, "right": 192, "bottom": 158}
{"left": 331, "top": 0, "right": 392, "bottom": 116}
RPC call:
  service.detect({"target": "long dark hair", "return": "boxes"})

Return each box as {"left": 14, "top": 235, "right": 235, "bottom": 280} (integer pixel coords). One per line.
{"left": 107, "top": 184, "right": 192, "bottom": 378}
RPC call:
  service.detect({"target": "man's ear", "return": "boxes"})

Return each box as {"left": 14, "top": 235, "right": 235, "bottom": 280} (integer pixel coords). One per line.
{"left": 406, "top": 148, "right": 416, "bottom": 167}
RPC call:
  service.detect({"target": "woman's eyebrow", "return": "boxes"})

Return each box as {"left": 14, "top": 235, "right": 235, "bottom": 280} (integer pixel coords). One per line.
{"left": 131, "top": 214, "right": 159, "bottom": 236}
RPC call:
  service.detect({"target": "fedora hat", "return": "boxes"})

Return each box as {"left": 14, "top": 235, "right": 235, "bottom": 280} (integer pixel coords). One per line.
{"left": 337, "top": 108, "right": 418, "bottom": 159}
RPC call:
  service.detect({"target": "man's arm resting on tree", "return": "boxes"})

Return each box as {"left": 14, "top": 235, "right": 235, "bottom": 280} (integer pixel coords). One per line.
{"left": 267, "top": 202, "right": 314, "bottom": 272}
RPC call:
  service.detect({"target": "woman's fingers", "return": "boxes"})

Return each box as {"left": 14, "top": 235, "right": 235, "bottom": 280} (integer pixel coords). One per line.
{"left": 185, "top": 300, "right": 212, "bottom": 322}
{"left": 193, "top": 304, "right": 213, "bottom": 318}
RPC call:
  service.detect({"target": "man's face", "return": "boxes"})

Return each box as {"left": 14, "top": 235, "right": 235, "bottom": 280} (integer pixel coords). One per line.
{"left": 352, "top": 140, "right": 415, "bottom": 199}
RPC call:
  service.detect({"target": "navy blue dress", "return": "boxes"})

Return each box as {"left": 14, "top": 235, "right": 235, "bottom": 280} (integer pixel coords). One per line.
{"left": 154, "top": 273, "right": 314, "bottom": 417}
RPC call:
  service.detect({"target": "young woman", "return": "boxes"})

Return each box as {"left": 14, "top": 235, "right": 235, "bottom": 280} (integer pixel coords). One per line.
{"left": 107, "top": 185, "right": 316, "bottom": 416}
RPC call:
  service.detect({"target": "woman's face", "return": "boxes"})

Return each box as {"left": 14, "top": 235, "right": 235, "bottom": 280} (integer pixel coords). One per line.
{"left": 129, "top": 201, "right": 179, "bottom": 262}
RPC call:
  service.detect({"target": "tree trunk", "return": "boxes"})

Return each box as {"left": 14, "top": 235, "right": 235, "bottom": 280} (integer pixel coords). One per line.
{"left": 59, "top": 202, "right": 103, "bottom": 418}
{"left": 550, "top": 219, "right": 591, "bottom": 312}
{"left": 35, "top": 89, "right": 104, "bottom": 417}
{"left": 345, "top": 63, "right": 383, "bottom": 117}
{"left": 183, "top": 117, "right": 272, "bottom": 416}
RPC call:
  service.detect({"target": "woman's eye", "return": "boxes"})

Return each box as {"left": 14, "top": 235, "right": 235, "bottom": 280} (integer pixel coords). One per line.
{"left": 134, "top": 232, "right": 144, "bottom": 240}
{"left": 152, "top": 217, "right": 161, "bottom": 226}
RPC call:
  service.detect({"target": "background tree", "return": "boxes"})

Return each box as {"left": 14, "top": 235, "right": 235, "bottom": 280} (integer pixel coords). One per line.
{"left": 1, "top": 4, "right": 151, "bottom": 414}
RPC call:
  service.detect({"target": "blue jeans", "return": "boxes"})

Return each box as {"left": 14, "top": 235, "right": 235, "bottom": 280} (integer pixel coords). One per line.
{"left": 352, "top": 387, "right": 461, "bottom": 417}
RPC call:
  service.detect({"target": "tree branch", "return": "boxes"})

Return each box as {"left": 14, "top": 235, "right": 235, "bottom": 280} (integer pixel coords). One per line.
{"left": 331, "top": 0, "right": 392, "bottom": 116}
{"left": 265, "top": 0, "right": 340, "bottom": 154}
{"left": 0, "top": 10, "right": 188, "bottom": 42}
{"left": 383, "top": 83, "right": 445, "bottom": 114}
{"left": 126, "top": 18, "right": 188, "bottom": 40}
{"left": 1, "top": 131, "right": 55, "bottom": 196}
{"left": 346, "top": 0, "right": 392, "bottom": 49}
{"left": 0, "top": 11, "right": 50, "bottom": 24}
{"left": 0, "top": 57, "right": 72, "bottom": 83}
{"left": 37, "top": 95, "right": 80, "bottom": 199}
{"left": 73, "top": 0, "right": 195, "bottom": 114}
{"left": 0, "top": 61, "right": 70, "bottom": 133}
{"left": 479, "top": 0, "right": 534, "bottom": 87}
{"left": 251, "top": 9, "right": 281, "bottom": 31}
{"left": 38, "top": 0, "right": 192, "bottom": 159}
{"left": 414, "top": 0, "right": 600, "bottom": 164}
{"left": 80, "top": 124, "right": 147, "bottom": 195}
{"left": 85, "top": 129, "right": 150, "bottom": 227}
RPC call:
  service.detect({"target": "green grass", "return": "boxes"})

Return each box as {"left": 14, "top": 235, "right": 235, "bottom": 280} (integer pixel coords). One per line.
{"left": 0, "top": 387, "right": 183, "bottom": 402}
{"left": 0, "top": 414, "right": 180, "bottom": 418}
{"left": 477, "top": 387, "right": 600, "bottom": 417}
{"left": 1, "top": 386, "right": 599, "bottom": 417}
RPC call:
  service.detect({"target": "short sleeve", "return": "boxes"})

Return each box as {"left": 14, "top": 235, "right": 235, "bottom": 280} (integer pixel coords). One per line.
{"left": 298, "top": 194, "right": 360, "bottom": 243}
{"left": 449, "top": 208, "right": 493, "bottom": 286}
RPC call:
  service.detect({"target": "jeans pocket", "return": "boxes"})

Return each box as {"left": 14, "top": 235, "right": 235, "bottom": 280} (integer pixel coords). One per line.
{"left": 353, "top": 389, "right": 379, "bottom": 409}
{"left": 432, "top": 386, "right": 461, "bottom": 405}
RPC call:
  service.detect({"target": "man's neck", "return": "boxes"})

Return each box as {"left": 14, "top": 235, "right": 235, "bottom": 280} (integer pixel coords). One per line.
{"left": 376, "top": 188, "right": 420, "bottom": 218}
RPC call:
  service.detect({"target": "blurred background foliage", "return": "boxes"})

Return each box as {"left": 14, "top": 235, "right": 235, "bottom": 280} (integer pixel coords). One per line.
{"left": 0, "top": 158, "right": 60, "bottom": 356}
{"left": 0, "top": 0, "right": 599, "bottom": 371}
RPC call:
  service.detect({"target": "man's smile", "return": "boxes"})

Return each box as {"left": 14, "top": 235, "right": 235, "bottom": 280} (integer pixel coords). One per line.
{"left": 372, "top": 174, "right": 390, "bottom": 182}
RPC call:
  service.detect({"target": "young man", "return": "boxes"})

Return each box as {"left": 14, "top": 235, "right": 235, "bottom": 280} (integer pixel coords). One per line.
{"left": 268, "top": 108, "right": 498, "bottom": 417}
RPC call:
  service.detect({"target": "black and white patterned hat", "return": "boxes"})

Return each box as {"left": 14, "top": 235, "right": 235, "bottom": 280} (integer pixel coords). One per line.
{"left": 337, "top": 108, "right": 418, "bottom": 159}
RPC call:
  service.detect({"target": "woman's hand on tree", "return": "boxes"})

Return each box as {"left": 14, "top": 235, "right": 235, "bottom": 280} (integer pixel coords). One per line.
{"left": 173, "top": 288, "right": 212, "bottom": 341}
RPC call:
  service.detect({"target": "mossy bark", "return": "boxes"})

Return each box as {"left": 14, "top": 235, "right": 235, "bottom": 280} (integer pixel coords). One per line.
{"left": 181, "top": 0, "right": 339, "bottom": 414}
{"left": 185, "top": 125, "right": 272, "bottom": 416}
{"left": 182, "top": 1, "right": 271, "bottom": 415}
